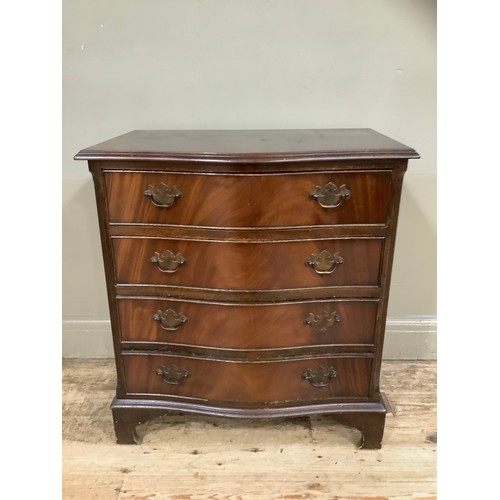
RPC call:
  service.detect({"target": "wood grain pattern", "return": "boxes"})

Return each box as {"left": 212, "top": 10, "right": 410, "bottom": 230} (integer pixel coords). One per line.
{"left": 117, "top": 297, "right": 378, "bottom": 349}
{"left": 105, "top": 170, "right": 391, "bottom": 227}
{"left": 122, "top": 353, "right": 373, "bottom": 404}
{"left": 112, "top": 237, "right": 383, "bottom": 289}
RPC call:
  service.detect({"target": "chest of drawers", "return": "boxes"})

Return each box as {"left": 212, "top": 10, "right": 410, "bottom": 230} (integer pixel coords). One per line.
{"left": 75, "top": 129, "right": 419, "bottom": 448}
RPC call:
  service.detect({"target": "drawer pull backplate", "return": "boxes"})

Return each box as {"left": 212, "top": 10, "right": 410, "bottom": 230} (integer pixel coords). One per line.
{"left": 156, "top": 364, "right": 191, "bottom": 385}
{"left": 150, "top": 250, "right": 186, "bottom": 273}
{"left": 144, "top": 182, "right": 182, "bottom": 208}
{"left": 305, "top": 250, "right": 343, "bottom": 274}
{"left": 310, "top": 182, "right": 351, "bottom": 208}
{"left": 304, "top": 310, "right": 341, "bottom": 334}
{"left": 153, "top": 309, "right": 188, "bottom": 331}
{"left": 303, "top": 366, "right": 337, "bottom": 387}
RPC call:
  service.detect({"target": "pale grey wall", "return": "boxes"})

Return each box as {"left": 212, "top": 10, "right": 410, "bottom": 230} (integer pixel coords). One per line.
{"left": 63, "top": 0, "right": 436, "bottom": 358}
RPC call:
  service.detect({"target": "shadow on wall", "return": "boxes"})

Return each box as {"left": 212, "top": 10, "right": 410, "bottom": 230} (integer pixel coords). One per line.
{"left": 63, "top": 176, "right": 109, "bottom": 319}
{"left": 389, "top": 173, "right": 437, "bottom": 318}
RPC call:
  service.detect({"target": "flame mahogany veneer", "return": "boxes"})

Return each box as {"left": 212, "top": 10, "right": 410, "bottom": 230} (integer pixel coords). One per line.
{"left": 75, "top": 129, "right": 419, "bottom": 449}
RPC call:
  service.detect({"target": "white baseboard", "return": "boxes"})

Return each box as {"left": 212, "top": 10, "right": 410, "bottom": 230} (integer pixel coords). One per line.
{"left": 62, "top": 317, "right": 436, "bottom": 360}
{"left": 62, "top": 319, "right": 114, "bottom": 358}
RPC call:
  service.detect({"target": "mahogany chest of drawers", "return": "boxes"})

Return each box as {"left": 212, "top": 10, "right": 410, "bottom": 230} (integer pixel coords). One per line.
{"left": 75, "top": 129, "right": 419, "bottom": 448}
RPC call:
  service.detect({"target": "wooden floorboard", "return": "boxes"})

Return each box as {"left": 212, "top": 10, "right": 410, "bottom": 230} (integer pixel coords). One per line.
{"left": 62, "top": 360, "right": 436, "bottom": 499}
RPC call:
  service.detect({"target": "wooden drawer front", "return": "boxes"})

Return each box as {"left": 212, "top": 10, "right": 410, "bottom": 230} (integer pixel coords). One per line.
{"left": 113, "top": 237, "right": 383, "bottom": 289}
{"left": 122, "top": 353, "right": 372, "bottom": 403}
{"left": 118, "top": 298, "right": 378, "bottom": 348}
{"left": 105, "top": 171, "right": 391, "bottom": 227}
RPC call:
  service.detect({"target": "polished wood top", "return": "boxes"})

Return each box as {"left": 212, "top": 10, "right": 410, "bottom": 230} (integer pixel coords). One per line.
{"left": 74, "top": 129, "right": 419, "bottom": 162}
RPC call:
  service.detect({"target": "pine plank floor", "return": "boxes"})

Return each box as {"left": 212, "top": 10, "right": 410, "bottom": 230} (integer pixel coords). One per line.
{"left": 62, "top": 360, "right": 436, "bottom": 499}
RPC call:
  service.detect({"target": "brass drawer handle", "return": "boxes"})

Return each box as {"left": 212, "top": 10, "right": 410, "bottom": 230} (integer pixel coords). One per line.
{"left": 153, "top": 309, "right": 188, "bottom": 331}
{"left": 305, "top": 250, "right": 343, "bottom": 274}
{"left": 144, "top": 182, "right": 182, "bottom": 208}
{"left": 304, "top": 310, "right": 340, "bottom": 334}
{"left": 303, "top": 366, "right": 337, "bottom": 388}
{"left": 150, "top": 250, "right": 186, "bottom": 273}
{"left": 310, "top": 182, "right": 351, "bottom": 208}
{"left": 156, "top": 363, "right": 190, "bottom": 385}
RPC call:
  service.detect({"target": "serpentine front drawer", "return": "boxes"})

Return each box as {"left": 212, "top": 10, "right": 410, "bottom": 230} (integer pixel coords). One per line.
{"left": 112, "top": 237, "right": 384, "bottom": 289}
{"left": 117, "top": 297, "right": 379, "bottom": 349}
{"left": 122, "top": 352, "right": 373, "bottom": 404}
{"left": 104, "top": 170, "right": 392, "bottom": 227}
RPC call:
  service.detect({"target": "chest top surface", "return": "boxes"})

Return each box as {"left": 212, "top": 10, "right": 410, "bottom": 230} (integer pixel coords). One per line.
{"left": 74, "top": 128, "right": 419, "bottom": 163}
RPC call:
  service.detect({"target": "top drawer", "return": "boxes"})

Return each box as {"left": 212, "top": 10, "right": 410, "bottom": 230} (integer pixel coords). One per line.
{"left": 104, "top": 171, "right": 391, "bottom": 228}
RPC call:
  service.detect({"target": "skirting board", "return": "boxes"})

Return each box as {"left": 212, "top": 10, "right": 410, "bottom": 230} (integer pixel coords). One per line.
{"left": 62, "top": 317, "right": 437, "bottom": 360}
